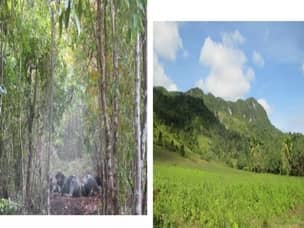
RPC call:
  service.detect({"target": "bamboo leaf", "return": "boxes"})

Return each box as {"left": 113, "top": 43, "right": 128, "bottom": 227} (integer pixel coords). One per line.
{"left": 123, "top": 0, "right": 130, "bottom": 9}
{"left": 73, "top": 12, "right": 81, "bottom": 36}
{"left": 127, "top": 27, "right": 132, "bottom": 43}
{"left": 64, "top": 0, "right": 71, "bottom": 29}
{"left": 77, "top": 0, "right": 83, "bottom": 21}
{"left": 132, "top": 14, "right": 137, "bottom": 31}
{"left": 59, "top": 12, "right": 64, "bottom": 37}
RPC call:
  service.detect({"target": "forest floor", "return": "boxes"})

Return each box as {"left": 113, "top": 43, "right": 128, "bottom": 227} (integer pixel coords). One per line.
{"left": 50, "top": 193, "right": 100, "bottom": 215}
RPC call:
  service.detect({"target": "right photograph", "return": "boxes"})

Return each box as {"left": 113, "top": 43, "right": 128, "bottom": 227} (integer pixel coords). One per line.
{"left": 153, "top": 22, "right": 304, "bottom": 227}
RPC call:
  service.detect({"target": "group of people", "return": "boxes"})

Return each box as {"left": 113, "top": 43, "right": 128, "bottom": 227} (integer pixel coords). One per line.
{"left": 50, "top": 171, "right": 101, "bottom": 197}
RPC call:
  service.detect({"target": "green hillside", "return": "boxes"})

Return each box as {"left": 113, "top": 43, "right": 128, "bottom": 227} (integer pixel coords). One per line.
{"left": 154, "top": 86, "right": 304, "bottom": 175}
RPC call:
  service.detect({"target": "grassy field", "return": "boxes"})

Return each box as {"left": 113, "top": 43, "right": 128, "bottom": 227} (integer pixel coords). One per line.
{"left": 154, "top": 147, "right": 304, "bottom": 227}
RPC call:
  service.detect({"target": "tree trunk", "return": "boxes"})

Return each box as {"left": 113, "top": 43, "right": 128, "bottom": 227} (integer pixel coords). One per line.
{"left": 96, "top": 0, "right": 114, "bottom": 215}
{"left": 134, "top": 33, "right": 142, "bottom": 215}
{"left": 97, "top": 84, "right": 107, "bottom": 213}
{"left": 25, "top": 63, "right": 38, "bottom": 211}
{"left": 0, "top": 30, "right": 4, "bottom": 198}
{"left": 0, "top": 26, "right": 3, "bottom": 117}
{"left": 46, "top": 6, "right": 55, "bottom": 215}
{"left": 18, "top": 56, "right": 25, "bottom": 212}
{"left": 110, "top": 0, "right": 119, "bottom": 214}
{"left": 141, "top": 19, "right": 147, "bottom": 214}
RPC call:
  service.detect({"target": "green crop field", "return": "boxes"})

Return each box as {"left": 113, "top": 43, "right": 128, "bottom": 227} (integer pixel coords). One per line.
{"left": 154, "top": 148, "right": 304, "bottom": 227}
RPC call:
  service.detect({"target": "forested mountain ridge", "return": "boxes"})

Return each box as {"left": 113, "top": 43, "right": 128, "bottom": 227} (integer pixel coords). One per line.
{"left": 186, "top": 87, "right": 277, "bottom": 134}
{"left": 154, "top": 86, "right": 304, "bottom": 176}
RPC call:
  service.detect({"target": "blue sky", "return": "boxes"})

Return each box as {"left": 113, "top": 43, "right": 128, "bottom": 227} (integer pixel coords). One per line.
{"left": 154, "top": 22, "right": 304, "bottom": 133}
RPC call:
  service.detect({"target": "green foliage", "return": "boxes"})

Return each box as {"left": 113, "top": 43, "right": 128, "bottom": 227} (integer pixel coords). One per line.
{"left": 180, "top": 144, "right": 185, "bottom": 157}
{"left": 154, "top": 86, "right": 304, "bottom": 176}
{"left": 280, "top": 134, "right": 304, "bottom": 176}
{"left": 57, "top": 0, "right": 81, "bottom": 37}
{"left": 154, "top": 162, "right": 304, "bottom": 227}
{"left": 154, "top": 86, "right": 304, "bottom": 226}
{"left": 0, "top": 0, "right": 147, "bottom": 214}
{"left": 281, "top": 136, "right": 292, "bottom": 175}
{"left": 0, "top": 198, "right": 19, "bottom": 215}
{"left": 249, "top": 137, "right": 264, "bottom": 172}
{"left": 158, "top": 131, "right": 162, "bottom": 145}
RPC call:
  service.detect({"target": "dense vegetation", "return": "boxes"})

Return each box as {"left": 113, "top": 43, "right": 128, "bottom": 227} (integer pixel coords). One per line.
{"left": 154, "top": 86, "right": 304, "bottom": 176}
{"left": 0, "top": 0, "right": 146, "bottom": 215}
{"left": 154, "top": 86, "right": 304, "bottom": 226}
{"left": 154, "top": 148, "right": 304, "bottom": 227}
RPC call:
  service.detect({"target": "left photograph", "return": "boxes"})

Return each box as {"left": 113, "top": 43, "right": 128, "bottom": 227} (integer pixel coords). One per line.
{"left": 0, "top": 0, "right": 146, "bottom": 215}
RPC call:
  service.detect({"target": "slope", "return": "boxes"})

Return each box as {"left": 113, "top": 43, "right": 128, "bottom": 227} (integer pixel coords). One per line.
{"left": 154, "top": 148, "right": 304, "bottom": 227}
{"left": 154, "top": 86, "right": 304, "bottom": 174}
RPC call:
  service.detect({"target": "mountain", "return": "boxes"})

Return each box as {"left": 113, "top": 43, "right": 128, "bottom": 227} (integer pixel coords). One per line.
{"left": 185, "top": 87, "right": 279, "bottom": 135}
{"left": 154, "top": 86, "right": 302, "bottom": 174}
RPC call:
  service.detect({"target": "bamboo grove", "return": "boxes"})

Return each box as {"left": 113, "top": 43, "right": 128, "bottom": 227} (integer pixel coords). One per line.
{"left": 0, "top": 0, "right": 147, "bottom": 215}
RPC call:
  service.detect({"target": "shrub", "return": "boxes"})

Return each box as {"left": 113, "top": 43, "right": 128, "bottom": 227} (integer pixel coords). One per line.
{"left": 0, "top": 198, "right": 19, "bottom": 215}
{"left": 180, "top": 144, "right": 185, "bottom": 157}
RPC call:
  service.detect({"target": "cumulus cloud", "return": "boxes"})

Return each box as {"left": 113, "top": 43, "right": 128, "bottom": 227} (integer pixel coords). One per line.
{"left": 196, "top": 30, "right": 255, "bottom": 101}
{"left": 153, "top": 22, "right": 183, "bottom": 90}
{"left": 154, "top": 55, "right": 177, "bottom": 91}
{"left": 257, "top": 98, "right": 271, "bottom": 115}
{"left": 222, "top": 30, "right": 245, "bottom": 47}
{"left": 195, "top": 78, "right": 206, "bottom": 91}
{"left": 154, "top": 22, "right": 183, "bottom": 61}
{"left": 252, "top": 51, "right": 265, "bottom": 67}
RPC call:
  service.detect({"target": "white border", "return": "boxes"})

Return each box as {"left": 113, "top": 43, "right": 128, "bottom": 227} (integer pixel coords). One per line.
{"left": 3, "top": 0, "right": 304, "bottom": 227}
{"left": 150, "top": 0, "right": 304, "bottom": 21}
{"left": 147, "top": 0, "right": 154, "bottom": 226}
{"left": 1, "top": 216, "right": 149, "bottom": 228}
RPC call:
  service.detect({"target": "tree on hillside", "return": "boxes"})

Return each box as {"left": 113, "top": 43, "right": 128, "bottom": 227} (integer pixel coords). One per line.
{"left": 281, "top": 136, "right": 292, "bottom": 175}
{"left": 249, "top": 137, "right": 263, "bottom": 172}
{"left": 158, "top": 131, "right": 163, "bottom": 145}
{"left": 180, "top": 144, "right": 185, "bottom": 157}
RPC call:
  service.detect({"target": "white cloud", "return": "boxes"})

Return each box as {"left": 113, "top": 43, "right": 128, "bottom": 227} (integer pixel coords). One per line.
{"left": 195, "top": 78, "right": 206, "bottom": 91}
{"left": 154, "top": 55, "right": 177, "bottom": 91}
{"left": 257, "top": 98, "right": 271, "bottom": 115}
{"left": 153, "top": 22, "right": 183, "bottom": 90}
{"left": 222, "top": 30, "right": 245, "bottom": 47}
{"left": 154, "top": 22, "right": 183, "bottom": 61}
{"left": 252, "top": 51, "right": 264, "bottom": 67}
{"left": 196, "top": 31, "right": 254, "bottom": 101}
